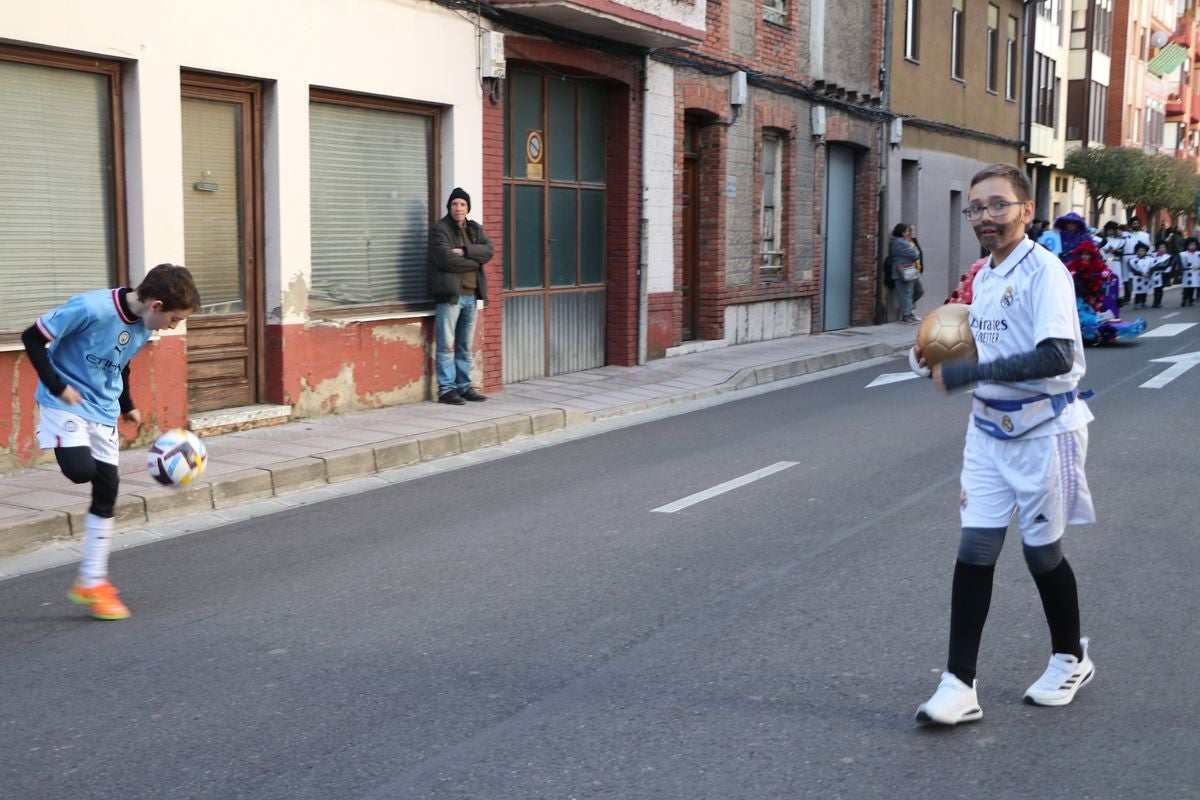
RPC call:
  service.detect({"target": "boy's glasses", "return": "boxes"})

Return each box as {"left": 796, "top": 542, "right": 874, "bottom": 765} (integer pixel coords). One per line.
{"left": 961, "top": 200, "right": 1024, "bottom": 221}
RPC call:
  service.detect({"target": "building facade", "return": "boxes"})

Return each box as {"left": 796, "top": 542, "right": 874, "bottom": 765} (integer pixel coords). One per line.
{"left": 643, "top": 0, "right": 887, "bottom": 358}
{"left": 885, "top": 0, "right": 1026, "bottom": 312}
{"left": 0, "top": 0, "right": 487, "bottom": 469}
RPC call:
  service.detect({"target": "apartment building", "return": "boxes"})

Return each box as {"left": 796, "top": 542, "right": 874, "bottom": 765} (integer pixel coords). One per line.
{"left": 1025, "top": 0, "right": 1073, "bottom": 223}
{"left": 885, "top": 0, "right": 1026, "bottom": 313}
{"left": 641, "top": 0, "right": 887, "bottom": 358}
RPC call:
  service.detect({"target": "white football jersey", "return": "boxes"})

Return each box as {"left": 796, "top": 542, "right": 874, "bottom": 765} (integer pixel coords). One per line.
{"left": 968, "top": 239, "right": 1092, "bottom": 436}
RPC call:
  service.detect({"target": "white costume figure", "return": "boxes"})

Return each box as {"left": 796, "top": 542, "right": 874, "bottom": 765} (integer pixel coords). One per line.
{"left": 1103, "top": 234, "right": 1126, "bottom": 284}
{"left": 1180, "top": 250, "right": 1200, "bottom": 288}
{"left": 1150, "top": 252, "right": 1172, "bottom": 291}
{"left": 1180, "top": 247, "right": 1200, "bottom": 306}
{"left": 1127, "top": 251, "right": 1157, "bottom": 308}
{"left": 1121, "top": 229, "right": 1152, "bottom": 283}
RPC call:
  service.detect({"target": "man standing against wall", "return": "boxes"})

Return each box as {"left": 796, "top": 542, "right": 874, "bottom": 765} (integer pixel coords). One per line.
{"left": 429, "top": 187, "right": 492, "bottom": 405}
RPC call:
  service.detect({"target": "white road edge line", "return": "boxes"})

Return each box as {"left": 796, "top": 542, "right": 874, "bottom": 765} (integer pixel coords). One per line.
{"left": 651, "top": 461, "right": 799, "bottom": 514}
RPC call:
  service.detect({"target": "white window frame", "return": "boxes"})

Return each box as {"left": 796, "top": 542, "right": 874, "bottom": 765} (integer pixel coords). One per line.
{"left": 904, "top": 0, "right": 920, "bottom": 60}
{"left": 951, "top": 0, "right": 966, "bottom": 81}
{"left": 760, "top": 132, "right": 784, "bottom": 282}
{"left": 986, "top": 4, "right": 999, "bottom": 93}
{"left": 763, "top": 0, "right": 786, "bottom": 25}
{"left": 1005, "top": 15, "right": 1018, "bottom": 100}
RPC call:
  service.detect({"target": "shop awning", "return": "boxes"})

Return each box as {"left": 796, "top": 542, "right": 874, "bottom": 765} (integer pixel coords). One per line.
{"left": 1148, "top": 42, "right": 1190, "bottom": 77}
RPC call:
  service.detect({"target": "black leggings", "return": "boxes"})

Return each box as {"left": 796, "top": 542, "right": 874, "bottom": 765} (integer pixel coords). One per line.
{"left": 55, "top": 446, "right": 119, "bottom": 518}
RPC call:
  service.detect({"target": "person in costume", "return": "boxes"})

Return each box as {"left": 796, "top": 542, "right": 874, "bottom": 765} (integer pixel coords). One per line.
{"left": 1126, "top": 242, "right": 1157, "bottom": 310}
{"left": 1053, "top": 212, "right": 1090, "bottom": 266}
{"left": 1101, "top": 222, "right": 1126, "bottom": 305}
{"left": 1066, "top": 240, "right": 1111, "bottom": 314}
{"left": 1180, "top": 237, "right": 1200, "bottom": 307}
{"left": 1150, "top": 242, "right": 1173, "bottom": 308}
{"left": 912, "top": 164, "right": 1096, "bottom": 727}
{"left": 1120, "top": 218, "right": 1152, "bottom": 304}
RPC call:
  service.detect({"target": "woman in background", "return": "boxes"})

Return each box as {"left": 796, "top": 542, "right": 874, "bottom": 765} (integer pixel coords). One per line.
{"left": 890, "top": 223, "right": 922, "bottom": 323}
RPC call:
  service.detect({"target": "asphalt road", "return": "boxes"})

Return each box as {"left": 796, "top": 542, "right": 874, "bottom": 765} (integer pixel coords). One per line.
{"left": 2, "top": 300, "right": 1199, "bottom": 800}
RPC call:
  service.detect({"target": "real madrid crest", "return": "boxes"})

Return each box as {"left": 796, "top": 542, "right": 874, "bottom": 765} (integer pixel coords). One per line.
{"left": 1001, "top": 415, "right": 1014, "bottom": 433}
{"left": 1000, "top": 286, "right": 1015, "bottom": 307}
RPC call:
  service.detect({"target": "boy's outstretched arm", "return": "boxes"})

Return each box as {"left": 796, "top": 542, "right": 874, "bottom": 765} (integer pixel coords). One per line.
{"left": 939, "top": 338, "right": 1074, "bottom": 392}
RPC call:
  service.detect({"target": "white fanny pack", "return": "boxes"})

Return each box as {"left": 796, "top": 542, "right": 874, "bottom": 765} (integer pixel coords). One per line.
{"left": 971, "top": 390, "right": 1088, "bottom": 440}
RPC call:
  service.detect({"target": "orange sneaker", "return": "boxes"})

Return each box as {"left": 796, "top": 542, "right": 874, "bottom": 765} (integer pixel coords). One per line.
{"left": 68, "top": 580, "right": 131, "bottom": 620}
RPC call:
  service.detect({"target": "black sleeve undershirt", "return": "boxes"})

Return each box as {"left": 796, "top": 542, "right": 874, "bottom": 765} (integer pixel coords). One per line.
{"left": 22, "top": 324, "right": 136, "bottom": 414}
{"left": 940, "top": 338, "right": 1074, "bottom": 392}
{"left": 21, "top": 324, "right": 66, "bottom": 397}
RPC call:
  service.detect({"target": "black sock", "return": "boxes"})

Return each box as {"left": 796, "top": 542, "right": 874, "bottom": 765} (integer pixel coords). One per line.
{"left": 1032, "top": 558, "right": 1082, "bottom": 658}
{"left": 947, "top": 560, "right": 995, "bottom": 686}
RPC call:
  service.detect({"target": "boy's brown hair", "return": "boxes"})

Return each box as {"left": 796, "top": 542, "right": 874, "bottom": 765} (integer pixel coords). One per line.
{"left": 969, "top": 163, "right": 1032, "bottom": 202}
{"left": 135, "top": 263, "right": 202, "bottom": 312}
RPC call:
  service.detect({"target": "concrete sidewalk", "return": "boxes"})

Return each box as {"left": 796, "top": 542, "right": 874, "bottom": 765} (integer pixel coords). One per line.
{"left": 0, "top": 322, "right": 918, "bottom": 564}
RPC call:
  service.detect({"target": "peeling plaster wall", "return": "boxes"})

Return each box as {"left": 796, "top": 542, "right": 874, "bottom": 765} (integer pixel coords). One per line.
{"left": 0, "top": 336, "right": 189, "bottom": 470}
{"left": 267, "top": 318, "right": 433, "bottom": 417}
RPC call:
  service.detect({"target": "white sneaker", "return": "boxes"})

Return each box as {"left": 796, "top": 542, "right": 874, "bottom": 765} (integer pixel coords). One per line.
{"left": 916, "top": 672, "right": 983, "bottom": 725}
{"left": 1024, "top": 637, "right": 1095, "bottom": 707}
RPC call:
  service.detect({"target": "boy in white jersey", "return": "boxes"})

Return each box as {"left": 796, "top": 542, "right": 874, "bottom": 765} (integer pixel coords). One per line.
{"left": 21, "top": 264, "right": 201, "bottom": 620}
{"left": 912, "top": 164, "right": 1096, "bottom": 726}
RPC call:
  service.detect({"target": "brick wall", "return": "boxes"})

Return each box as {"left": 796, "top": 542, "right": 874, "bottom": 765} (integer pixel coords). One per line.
{"left": 654, "top": 0, "right": 884, "bottom": 346}
{"left": 487, "top": 37, "right": 643, "bottom": 370}
{"left": 480, "top": 90, "right": 506, "bottom": 391}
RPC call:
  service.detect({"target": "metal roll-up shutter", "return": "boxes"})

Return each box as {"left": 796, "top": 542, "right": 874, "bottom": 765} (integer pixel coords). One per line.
{"left": 309, "top": 102, "right": 432, "bottom": 308}
{"left": 0, "top": 59, "right": 115, "bottom": 330}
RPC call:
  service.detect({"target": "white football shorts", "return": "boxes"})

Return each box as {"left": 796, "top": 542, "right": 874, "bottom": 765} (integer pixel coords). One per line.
{"left": 960, "top": 427, "right": 1095, "bottom": 546}
{"left": 35, "top": 406, "right": 120, "bottom": 466}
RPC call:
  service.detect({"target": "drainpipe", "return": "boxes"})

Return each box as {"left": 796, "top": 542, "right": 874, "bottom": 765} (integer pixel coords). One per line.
{"left": 1019, "top": 3, "right": 1033, "bottom": 155}
{"left": 638, "top": 53, "right": 651, "bottom": 365}
{"left": 875, "top": 0, "right": 895, "bottom": 324}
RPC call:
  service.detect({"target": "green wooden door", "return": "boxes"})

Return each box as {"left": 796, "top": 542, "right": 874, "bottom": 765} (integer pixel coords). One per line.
{"left": 502, "top": 71, "right": 607, "bottom": 382}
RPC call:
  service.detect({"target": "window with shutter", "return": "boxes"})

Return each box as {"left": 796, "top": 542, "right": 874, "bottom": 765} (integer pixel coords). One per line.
{"left": 309, "top": 94, "right": 439, "bottom": 310}
{"left": 763, "top": 0, "right": 786, "bottom": 25}
{"left": 0, "top": 50, "right": 123, "bottom": 333}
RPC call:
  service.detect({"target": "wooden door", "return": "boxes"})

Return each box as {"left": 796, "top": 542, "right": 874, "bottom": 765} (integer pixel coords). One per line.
{"left": 681, "top": 120, "right": 700, "bottom": 341}
{"left": 821, "top": 144, "right": 856, "bottom": 331}
{"left": 181, "top": 75, "right": 263, "bottom": 411}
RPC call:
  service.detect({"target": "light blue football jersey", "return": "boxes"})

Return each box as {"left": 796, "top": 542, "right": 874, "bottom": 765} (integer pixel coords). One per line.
{"left": 34, "top": 289, "right": 152, "bottom": 425}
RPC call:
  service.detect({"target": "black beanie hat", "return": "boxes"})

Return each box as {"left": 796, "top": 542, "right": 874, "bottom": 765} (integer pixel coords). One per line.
{"left": 447, "top": 187, "right": 471, "bottom": 212}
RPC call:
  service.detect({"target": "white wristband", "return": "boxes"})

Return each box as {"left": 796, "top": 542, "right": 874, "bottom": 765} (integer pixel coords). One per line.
{"left": 908, "top": 346, "right": 931, "bottom": 378}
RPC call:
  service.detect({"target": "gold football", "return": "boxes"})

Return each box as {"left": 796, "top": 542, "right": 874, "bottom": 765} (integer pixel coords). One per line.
{"left": 915, "top": 303, "right": 977, "bottom": 367}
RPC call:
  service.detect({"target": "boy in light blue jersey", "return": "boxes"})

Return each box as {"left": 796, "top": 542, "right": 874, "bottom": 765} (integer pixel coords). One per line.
{"left": 22, "top": 264, "right": 201, "bottom": 620}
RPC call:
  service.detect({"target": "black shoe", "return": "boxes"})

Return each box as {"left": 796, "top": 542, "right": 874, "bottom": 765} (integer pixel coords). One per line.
{"left": 460, "top": 387, "right": 487, "bottom": 402}
{"left": 438, "top": 390, "right": 466, "bottom": 405}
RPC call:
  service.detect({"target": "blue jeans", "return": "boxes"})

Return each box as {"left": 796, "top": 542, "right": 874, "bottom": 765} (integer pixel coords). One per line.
{"left": 435, "top": 295, "right": 478, "bottom": 396}
{"left": 895, "top": 275, "right": 915, "bottom": 318}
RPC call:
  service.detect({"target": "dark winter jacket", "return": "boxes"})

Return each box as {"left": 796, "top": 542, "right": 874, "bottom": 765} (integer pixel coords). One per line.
{"left": 428, "top": 215, "right": 493, "bottom": 303}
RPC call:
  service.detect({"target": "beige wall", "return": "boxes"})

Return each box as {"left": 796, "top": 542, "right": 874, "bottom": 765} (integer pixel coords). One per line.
{"left": 890, "top": 0, "right": 1024, "bottom": 141}
{"left": 3, "top": 0, "right": 485, "bottom": 327}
